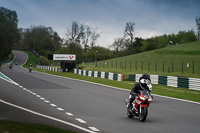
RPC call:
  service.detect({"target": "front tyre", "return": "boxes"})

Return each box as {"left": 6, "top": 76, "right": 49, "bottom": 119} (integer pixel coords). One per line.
{"left": 127, "top": 107, "right": 133, "bottom": 118}
{"left": 139, "top": 106, "right": 148, "bottom": 122}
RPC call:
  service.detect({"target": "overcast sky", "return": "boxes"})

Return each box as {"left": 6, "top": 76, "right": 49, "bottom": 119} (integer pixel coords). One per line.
{"left": 1, "top": 0, "right": 200, "bottom": 47}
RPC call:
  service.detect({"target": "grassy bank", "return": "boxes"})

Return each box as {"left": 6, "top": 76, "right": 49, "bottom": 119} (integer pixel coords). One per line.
{"left": 82, "top": 41, "right": 200, "bottom": 79}
{"left": 0, "top": 121, "right": 76, "bottom": 133}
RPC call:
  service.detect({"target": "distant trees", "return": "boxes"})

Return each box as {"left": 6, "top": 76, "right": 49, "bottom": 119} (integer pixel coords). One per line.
{"left": 111, "top": 21, "right": 197, "bottom": 57}
{"left": 196, "top": 17, "right": 200, "bottom": 41}
{"left": 19, "top": 25, "right": 62, "bottom": 57}
{"left": 65, "top": 21, "right": 100, "bottom": 53}
{"left": 0, "top": 7, "right": 20, "bottom": 58}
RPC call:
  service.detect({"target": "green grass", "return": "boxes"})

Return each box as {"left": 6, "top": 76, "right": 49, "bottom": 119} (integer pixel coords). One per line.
{"left": 22, "top": 51, "right": 40, "bottom": 68}
{"left": 0, "top": 120, "right": 76, "bottom": 133}
{"left": 82, "top": 41, "right": 200, "bottom": 79}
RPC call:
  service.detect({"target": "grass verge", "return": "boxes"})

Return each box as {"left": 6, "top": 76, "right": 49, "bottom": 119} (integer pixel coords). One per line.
{"left": 0, "top": 120, "right": 76, "bottom": 133}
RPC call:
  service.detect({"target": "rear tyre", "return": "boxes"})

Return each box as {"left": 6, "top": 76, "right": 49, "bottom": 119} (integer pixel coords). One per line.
{"left": 139, "top": 107, "right": 148, "bottom": 122}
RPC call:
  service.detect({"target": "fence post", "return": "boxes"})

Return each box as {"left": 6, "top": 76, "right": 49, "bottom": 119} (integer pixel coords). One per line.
{"left": 142, "top": 61, "right": 143, "bottom": 71}
{"left": 112, "top": 61, "right": 113, "bottom": 69}
{"left": 182, "top": 61, "right": 183, "bottom": 74}
{"left": 136, "top": 61, "right": 137, "bottom": 71}
{"left": 163, "top": 61, "right": 164, "bottom": 72}
{"left": 192, "top": 61, "right": 194, "bottom": 74}
{"left": 155, "top": 61, "right": 157, "bottom": 72}
{"left": 172, "top": 61, "right": 174, "bottom": 73}
{"left": 148, "top": 62, "right": 150, "bottom": 72}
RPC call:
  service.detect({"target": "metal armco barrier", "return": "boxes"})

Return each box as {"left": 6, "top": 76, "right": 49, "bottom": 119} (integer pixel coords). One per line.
{"left": 128, "top": 74, "right": 200, "bottom": 91}
{"left": 74, "top": 69, "right": 124, "bottom": 81}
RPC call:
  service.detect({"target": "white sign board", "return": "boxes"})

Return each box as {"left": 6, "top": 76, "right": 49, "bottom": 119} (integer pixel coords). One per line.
{"left": 53, "top": 54, "right": 76, "bottom": 61}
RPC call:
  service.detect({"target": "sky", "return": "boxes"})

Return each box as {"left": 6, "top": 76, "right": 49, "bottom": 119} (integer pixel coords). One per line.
{"left": 0, "top": 0, "right": 200, "bottom": 47}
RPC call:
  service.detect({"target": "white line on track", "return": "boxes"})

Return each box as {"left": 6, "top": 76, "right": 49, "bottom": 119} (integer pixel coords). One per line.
{"left": 50, "top": 104, "right": 57, "bottom": 107}
{"left": 88, "top": 127, "right": 100, "bottom": 132}
{"left": 0, "top": 99, "right": 97, "bottom": 133}
{"left": 36, "top": 95, "right": 41, "bottom": 98}
{"left": 57, "top": 108, "right": 64, "bottom": 111}
{"left": 40, "top": 97, "right": 45, "bottom": 100}
{"left": 75, "top": 118, "right": 87, "bottom": 123}
{"left": 44, "top": 100, "right": 50, "bottom": 103}
{"left": 66, "top": 112, "right": 73, "bottom": 116}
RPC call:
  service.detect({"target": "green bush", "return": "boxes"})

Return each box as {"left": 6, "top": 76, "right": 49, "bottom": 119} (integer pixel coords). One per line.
{"left": 40, "top": 56, "right": 50, "bottom": 66}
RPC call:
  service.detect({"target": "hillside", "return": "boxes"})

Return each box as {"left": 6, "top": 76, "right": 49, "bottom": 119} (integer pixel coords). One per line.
{"left": 83, "top": 41, "right": 200, "bottom": 78}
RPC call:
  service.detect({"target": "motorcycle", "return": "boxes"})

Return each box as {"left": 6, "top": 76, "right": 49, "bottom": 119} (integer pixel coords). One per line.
{"left": 125, "top": 89, "right": 153, "bottom": 122}
{"left": 29, "top": 66, "right": 32, "bottom": 73}
{"left": 9, "top": 64, "right": 13, "bottom": 69}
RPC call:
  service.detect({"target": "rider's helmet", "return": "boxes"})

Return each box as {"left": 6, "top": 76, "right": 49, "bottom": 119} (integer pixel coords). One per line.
{"left": 142, "top": 73, "right": 150, "bottom": 79}
{"left": 139, "top": 78, "right": 148, "bottom": 89}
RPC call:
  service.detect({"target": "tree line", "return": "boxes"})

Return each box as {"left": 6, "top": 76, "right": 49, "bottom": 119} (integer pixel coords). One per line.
{"left": 110, "top": 22, "right": 198, "bottom": 57}
{"left": 1, "top": 6, "right": 200, "bottom": 65}
{"left": 0, "top": 7, "right": 20, "bottom": 59}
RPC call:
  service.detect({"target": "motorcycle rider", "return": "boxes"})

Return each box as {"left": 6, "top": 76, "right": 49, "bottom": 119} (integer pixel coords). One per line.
{"left": 29, "top": 64, "right": 32, "bottom": 73}
{"left": 9, "top": 63, "right": 13, "bottom": 69}
{"left": 128, "top": 73, "right": 151, "bottom": 109}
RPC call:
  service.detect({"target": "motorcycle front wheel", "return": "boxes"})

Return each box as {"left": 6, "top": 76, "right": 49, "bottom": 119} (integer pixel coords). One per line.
{"left": 139, "top": 106, "right": 148, "bottom": 122}
{"left": 127, "top": 107, "right": 134, "bottom": 118}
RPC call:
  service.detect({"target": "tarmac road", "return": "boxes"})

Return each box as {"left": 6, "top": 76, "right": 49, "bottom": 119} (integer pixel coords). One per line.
{"left": 0, "top": 50, "right": 199, "bottom": 133}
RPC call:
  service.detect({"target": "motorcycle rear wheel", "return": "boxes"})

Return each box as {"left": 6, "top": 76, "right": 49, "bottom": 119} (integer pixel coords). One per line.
{"left": 139, "top": 107, "right": 148, "bottom": 122}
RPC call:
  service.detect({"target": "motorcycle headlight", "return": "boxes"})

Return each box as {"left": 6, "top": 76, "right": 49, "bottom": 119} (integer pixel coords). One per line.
{"left": 140, "top": 97, "right": 146, "bottom": 101}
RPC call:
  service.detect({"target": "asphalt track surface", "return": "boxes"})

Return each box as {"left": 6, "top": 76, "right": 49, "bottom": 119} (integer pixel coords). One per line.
{"left": 0, "top": 50, "right": 200, "bottom": 133}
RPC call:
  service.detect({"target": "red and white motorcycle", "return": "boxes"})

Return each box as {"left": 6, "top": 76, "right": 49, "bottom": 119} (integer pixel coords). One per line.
{"left": 125, "top": 88, "right": 153, "bottom": 122}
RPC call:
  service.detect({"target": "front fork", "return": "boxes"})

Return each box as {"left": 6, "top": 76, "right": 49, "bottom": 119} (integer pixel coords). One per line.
{"left": 139, "top": 104, "right": 148, "bottom": 113}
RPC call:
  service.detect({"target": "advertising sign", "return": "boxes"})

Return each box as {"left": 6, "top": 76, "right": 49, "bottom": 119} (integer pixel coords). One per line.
{"left": 53, "top": 54, "right": 76, "bottom": 61}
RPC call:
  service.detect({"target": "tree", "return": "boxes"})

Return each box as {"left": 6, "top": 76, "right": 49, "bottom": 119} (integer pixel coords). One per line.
{"left": 66, "top": 21, "right": 81, "bottom": 44}
{"left": 111, "top": 37, "right": 125, "bottom": 53}
{"left": 80, "top": 24, "right": 91, "bottom": 53}
{"left": 52, "top": 32, "right": 62, "bottom": 49}
{"left": 65, "top": 21, "right": 100, "bottom": 50}
{"left": 20, "top": 25, "right": 61, "bottom": 56}
{"left": 39, "top": 36, "right": 55, "bottom": 56}
{"left": 124, "top": 22, "right": 135, "bottom": 48}
{"left": 90, "top": 27, "right": 100, "bottom": 47}
{"left": 0, "top": 7, "right": 20, "bottom": 58}
{"left": 196, "top": 17, "right": 200, "bottom": 41}
{"left": 176, "top": 30, "right": 197, "bottom": 43}
{"left": 142, "top": 38, "right": 156, "bottom": 51}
